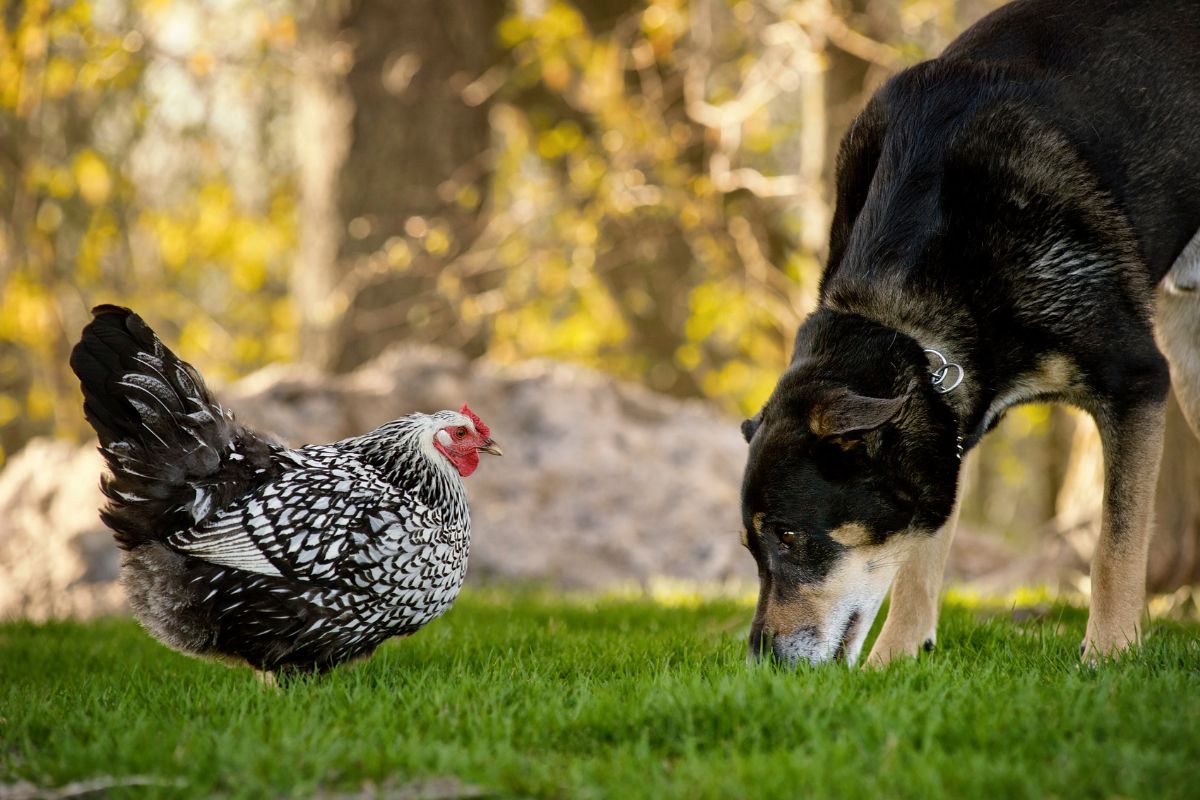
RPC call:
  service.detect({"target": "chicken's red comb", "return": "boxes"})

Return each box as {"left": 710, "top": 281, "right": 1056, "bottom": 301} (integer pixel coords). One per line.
{"left": 460, "top": 403, "right": 490, "bottom": 439}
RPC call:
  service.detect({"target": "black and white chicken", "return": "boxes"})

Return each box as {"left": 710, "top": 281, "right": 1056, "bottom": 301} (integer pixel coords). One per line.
{"left": 69, "top": 305, "right": 500, "bottom": 674}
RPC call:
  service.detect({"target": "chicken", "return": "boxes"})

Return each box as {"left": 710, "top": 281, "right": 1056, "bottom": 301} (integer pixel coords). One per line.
{"left": 69, "top": 305, "right": 500, "bottom": 674}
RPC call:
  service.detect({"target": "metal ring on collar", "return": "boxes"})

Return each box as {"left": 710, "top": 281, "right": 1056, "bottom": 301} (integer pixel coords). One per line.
{"left": 923, "top": 348, "right": 965, "bottom": 394}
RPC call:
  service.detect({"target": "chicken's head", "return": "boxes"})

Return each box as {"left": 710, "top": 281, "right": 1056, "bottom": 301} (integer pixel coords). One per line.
{"left": 433, "top": 403, "right": 502, "bottom": 477}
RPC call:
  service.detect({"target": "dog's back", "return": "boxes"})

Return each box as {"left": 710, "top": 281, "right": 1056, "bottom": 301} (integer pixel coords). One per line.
{"left": 942, "top": 0, "right": 1200, "bottom": 280}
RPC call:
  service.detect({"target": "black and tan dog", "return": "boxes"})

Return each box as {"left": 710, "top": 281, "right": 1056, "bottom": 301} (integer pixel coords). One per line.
{"left": 740, "top": 0, "right": 1200, "bottom": 667}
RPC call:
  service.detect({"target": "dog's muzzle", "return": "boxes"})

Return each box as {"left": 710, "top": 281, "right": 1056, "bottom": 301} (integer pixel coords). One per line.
{"left": 750, "top": 611, "right": 866, "bottom": 668}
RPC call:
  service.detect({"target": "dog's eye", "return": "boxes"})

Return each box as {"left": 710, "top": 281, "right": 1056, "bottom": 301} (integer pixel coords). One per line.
{"left": 778, "top": 531, "right": 797, "bottom": 549}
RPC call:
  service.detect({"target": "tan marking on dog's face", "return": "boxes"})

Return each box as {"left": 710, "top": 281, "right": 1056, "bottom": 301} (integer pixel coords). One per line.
{"left": 761, "top": 534, "right": 917, "bottom": 665}
{"left": 827, "top": 523, "right": 872, "bottom": 548}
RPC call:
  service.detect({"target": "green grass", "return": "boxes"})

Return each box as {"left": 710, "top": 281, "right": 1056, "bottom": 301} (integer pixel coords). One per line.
{"left": 2, "top": 590, "right": 1198, "bottom": 799}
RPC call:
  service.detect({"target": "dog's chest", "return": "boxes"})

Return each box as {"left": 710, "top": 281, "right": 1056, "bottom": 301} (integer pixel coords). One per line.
{"left": 980, "top": 354, "right": 1079, "bottom": 432}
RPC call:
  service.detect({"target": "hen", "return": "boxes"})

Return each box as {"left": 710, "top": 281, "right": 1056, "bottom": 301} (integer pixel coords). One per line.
{"left": 69, "top": 305, "right": 500, "bottom": 674}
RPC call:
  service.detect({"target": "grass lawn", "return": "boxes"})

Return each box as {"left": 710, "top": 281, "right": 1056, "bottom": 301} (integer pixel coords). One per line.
{"left": 1, "top": 589, "right": 1198, "bottom": 799}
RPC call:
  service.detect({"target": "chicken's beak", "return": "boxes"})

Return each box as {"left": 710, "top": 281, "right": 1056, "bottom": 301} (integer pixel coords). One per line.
{"left": 479, "top": 439, "right": 503, "bottom": 457}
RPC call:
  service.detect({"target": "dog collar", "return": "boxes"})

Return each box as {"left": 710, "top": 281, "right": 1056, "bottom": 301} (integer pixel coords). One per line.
{"left": 923, "top": 348, "right": 966, "bottom": 459}
{"left": 923, "top": 348, "right": 964, "bottom": 394}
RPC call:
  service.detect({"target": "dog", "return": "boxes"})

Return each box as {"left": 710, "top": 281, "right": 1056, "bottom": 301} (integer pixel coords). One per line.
{"left": 739, "top": 0, "right": 1200, "bottom": 667}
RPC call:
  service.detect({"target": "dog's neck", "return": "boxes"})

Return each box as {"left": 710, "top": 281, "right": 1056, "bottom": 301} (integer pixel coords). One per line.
{"left": 895, "top": 326, "right": 979, "bottom": 452}
{"left": 821, "top": 302, "right": 993, "bottom": 454}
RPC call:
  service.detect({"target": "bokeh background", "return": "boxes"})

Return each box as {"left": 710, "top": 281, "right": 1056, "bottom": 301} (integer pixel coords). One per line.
{"left": 2, "top": 0, "right": 1198, "bottom": 617}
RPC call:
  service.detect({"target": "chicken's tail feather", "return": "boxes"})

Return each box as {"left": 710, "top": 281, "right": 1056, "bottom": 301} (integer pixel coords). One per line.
{"left": 70, "top": 305, "right": 239, "bottom": 548}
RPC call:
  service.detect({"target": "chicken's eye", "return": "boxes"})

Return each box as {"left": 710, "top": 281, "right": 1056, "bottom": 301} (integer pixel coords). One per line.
{"left": 455, "top": 426, "right": 468, "bottom": 439}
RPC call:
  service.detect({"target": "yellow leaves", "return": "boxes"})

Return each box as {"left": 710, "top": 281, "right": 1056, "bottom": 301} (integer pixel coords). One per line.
{"left": 132, "top": 182, "right": 296, "bottom": 324}
{"left": 424, "top": 225, "right": 452, "bottom": 257}
{"left": 485, "top": 2, "right": 807, "bottom": 415}
{"left": 541, "top": 56, "right": 571, "bottom": 91}
{"left": 0, "top": 394, "right": 20, "bottom": 427}
{"left": 678, "top": 203, "right": 702, "bottom": 230}
{"left": 44, "top": 57, "right": 76, "bottom": 99}
{"left": 141, "top": 0, "right": 173, "bottom": 16}
{"left": 744, "top": 107, "right": 782, "bottom": 153}
{"left": 537, "top": 121, "right": 584, "bottom": 160}
{"left": 675, "top": 343, "right": 701, "bottom": 371}
{"left": 3, "top": 0, "right": 143, "bottom": 117}
{"left": 503, "top": 1, "right": 590, "bottom": 94}
{"left": 25, "top": 160, "right": 74, "bottom": 198}
{"left": 0, "top": 275, "right": 53, "bottom": 348}
{"left": 35, "top": 201, "right": 63, "bottom": 233}
{"left": 60, "top": 0, "right": 93, "bottom": 30}
{"left": 455, "top": 184, "right": 481, "bottom": 211}
{"left": 0, "top": 3, "right": 296, "bottom": 453}
{"left": 26, "top": 384, "right": 53, "bottom": 421}
{"left": 78, "top": 208, "right": 117, "bottom": 281}
{"left": 154, "top": 216, "right": 188, "bottom": 270}
{"left": 178, "top": 319, "right": 212, "bottom": 361}
{"left": 385, "top": 238, "right": 412, "bottom": 270}
{"left": 232, "top": 335, "right": 262, "bottom": 364}
{"left": 497, "top": 237, "right": 529, "bottom": 267}
{"left": 19, "top": 15, "right": 48, "bottom": 63}
{"left": 188, "top": 50, "right": 214, "bottom": 78}
{"left": 489, "top": 249, "right": 631, "bottom": 373}
{"left": 641, "top": 1, "right": 685, "bottom": 57}
{"left": 679, "top": 278, "right": 790, "bottom": 413}
{"left": 261, "top": 14, "right": 297, "bottom": 51}
{"left": 73, "top": 150, "right": 111, "bottom": 205}
{"left": 0, "top": 59, "right": 19, "bottom": 111}
{"left": 497, "top": 15, "right": 530, "bottom": 48}
{"left": 579, "top": 42, "right": 620, "bottom": 109}
{"left": 539, "top": 2, "right": 586, "bottom": 41}
{"left": 232, "top": 256, "right": 266, "bottom": 293}
{"left": 196, "top": 182, "right": 233, "bottom": 236}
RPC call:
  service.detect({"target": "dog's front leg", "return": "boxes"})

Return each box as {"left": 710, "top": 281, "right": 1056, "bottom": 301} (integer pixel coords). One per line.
{"left": 866, "top": 500, "right": 961, "bottom": 667}
{"left": 1084, "top": 397, "right": 1167, "bottom": 660}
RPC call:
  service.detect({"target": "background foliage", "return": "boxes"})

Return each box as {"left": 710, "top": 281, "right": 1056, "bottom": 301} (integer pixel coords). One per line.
{"left": 1, "top": 0, "right": 998, "bottom": 463}
{"left": 0, "top": 0, "right": 297, "bottom": 459}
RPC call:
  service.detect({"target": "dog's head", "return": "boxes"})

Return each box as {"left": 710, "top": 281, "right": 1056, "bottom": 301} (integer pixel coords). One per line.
{"left": 740, "top": 336, "right": 959, "bottom": 667}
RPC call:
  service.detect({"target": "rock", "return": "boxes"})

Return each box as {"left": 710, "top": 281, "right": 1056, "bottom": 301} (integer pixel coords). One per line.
{"left": 0, "top": 347, "right": 756, "bottom": 620}
{"left": 0, "top": 439, "right": 125, "bottom": 621}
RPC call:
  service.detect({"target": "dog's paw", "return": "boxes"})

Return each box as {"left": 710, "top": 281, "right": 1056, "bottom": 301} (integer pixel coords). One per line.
{"left": 864, "top": 633, "right": 934, "bottom": 668}
{"left": 1080, "top": 620, "right": 1140, "bottom": 664}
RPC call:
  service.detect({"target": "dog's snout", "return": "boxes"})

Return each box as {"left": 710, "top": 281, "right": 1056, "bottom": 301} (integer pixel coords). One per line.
{"left": 748, "top": 623, "right": 773, "bottom": 664}
{"left": 833, "top": 611, "right": 862, "bottom": 663}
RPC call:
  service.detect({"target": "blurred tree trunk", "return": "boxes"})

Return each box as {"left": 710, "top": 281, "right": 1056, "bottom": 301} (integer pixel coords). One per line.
{"left": 293, "top": 0, "right": 503, "bottom": 371}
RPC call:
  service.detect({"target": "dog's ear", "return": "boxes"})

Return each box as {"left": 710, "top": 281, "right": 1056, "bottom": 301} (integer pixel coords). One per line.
{"left": 809, "top": 390, "right": 905, "bottom": 438}
{"left": 741, "top": 412, "right": 763, "bottom": 443}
